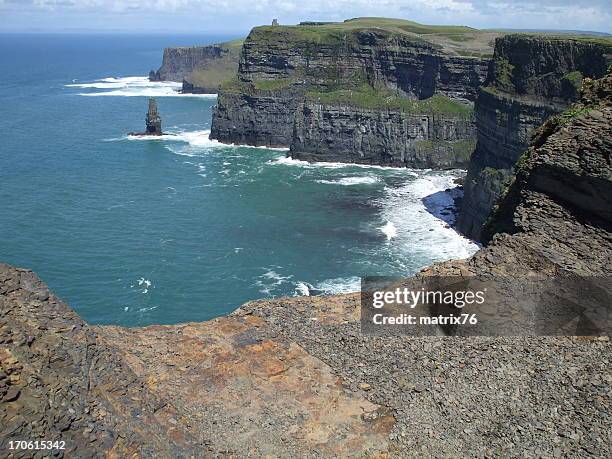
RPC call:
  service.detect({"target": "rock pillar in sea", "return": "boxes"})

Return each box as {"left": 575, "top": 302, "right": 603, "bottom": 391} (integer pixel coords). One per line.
{"left": 145, "top": 98, "right": 162, "bottom": 135}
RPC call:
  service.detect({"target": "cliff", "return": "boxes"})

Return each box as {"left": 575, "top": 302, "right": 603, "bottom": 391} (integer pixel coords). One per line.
{"left": 457, "top": 35, "right": 611, "bottom": 240}
{"left": 234, "top": 20, "right": 491, "bottom": 99}
{"left": 211, "top": 86, "right": 303, "bottom": 147}
{"left": 211, "top": 18, "right": 494, "bottom": 164}
{"left": 2, "top": 72, "right": 611, "bottom": 457}
{"left": 291, "top": 98, "right": 476, "bottom": 167}
{"left": 0, "top": 264, "right": 209, "bottom": 457}
{"left": 129, "top": 98, "right": 162, "bottom": 136}
{"left": 482, "top": 70, "right": 612, "bottom": 250}
{"left": 149, "top": 39, "right": 243, "bottom": 93}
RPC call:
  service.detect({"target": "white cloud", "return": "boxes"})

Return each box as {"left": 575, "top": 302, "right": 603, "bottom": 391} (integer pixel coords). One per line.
{"left": 1, "top": 0, "right": 610, "bottom": 33}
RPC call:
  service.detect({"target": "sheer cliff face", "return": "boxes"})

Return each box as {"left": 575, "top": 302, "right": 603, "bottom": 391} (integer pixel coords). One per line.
{"left": 237, "top": 28, "right": 488, "bottom": 99}
{"left": 457, "top": 35, "right": 611, "bottom": 241}
{"left": 291, "top": 103, "right": 476, "bottom": 167}
{"left": 482, "top": 71, "right": 612, "bottom": 255}
{"left": 211, "top": 90, "right": 302, "bottom": 147}
{"left": 486, "top": 35, "right": 610, "bottom": 101}
{"left": 210, "top": 25, "right": 489, "bottom": 162}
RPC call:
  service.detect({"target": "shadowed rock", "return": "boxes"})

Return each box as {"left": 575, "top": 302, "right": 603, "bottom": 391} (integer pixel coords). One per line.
{"left": 129, "top": 98, "right": 162, "bottom": 137}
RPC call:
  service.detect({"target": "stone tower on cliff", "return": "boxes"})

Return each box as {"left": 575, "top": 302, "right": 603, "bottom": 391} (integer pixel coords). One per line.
{"left": 145, "top": 98, "right": 162, "bottom": 135}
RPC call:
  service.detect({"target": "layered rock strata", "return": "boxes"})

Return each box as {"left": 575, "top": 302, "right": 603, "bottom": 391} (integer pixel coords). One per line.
{"left": 211, "top": 88, "right": 303, "bottom": 147}
{"left": 291, "top": 101, "right": 476, "bottom": 167}
{"left": 149, "top": 45, "right": 226, "bottom": 81}
{"left": 235, "top": 26, "right": 489, "bottom": 99}
{"left": 210, "top": 21, "right": 490, "bottom": 164}
{"left": 457, "top": 35, "right": 611, "bottom": 240}
{"left": 128, "top": 98, "right": 162, "bottom": 136}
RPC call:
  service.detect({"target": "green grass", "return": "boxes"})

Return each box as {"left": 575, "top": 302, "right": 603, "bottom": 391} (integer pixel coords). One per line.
{"left": 455, "top": 49, "right": 494, "bottom": 58}
{"left": 559, "top": 107, "right": 592, "bottom": 124}
{"left": 414, "top": 139, "right": 476, "bottom": 160}
{"left": 219, "top": 76, "right": 250, "bottom": 93}
{"left": 341, "top": 17, "right": 476, "bottom": 34}
{"left": 515, "top": 33, "right": 612, "bottom": 47}
{"left": 491, "top": 57, "right": 515, "bottom": 92}
{"left": 184, "top": 39, "right": 244, "bottom": 90}
{"left": 306, "top": 84, "right": 473, "bottom": 116}
{"left": 562, "top": 70, "right": 584, "bottom": 91}
{"left": 220, "top": 38, "right": 245, "bottom": 51}
{"left": 452, "top": 139, "right": 477, "bottom": 160}
{"left": 188, "top": 62, "right": 238, "bottom": 89}
{"left": 253, "top": 78, "right": 296, "bottom": 91}
{"left": 249, "top": 17, "right": 481, "bottom": 48}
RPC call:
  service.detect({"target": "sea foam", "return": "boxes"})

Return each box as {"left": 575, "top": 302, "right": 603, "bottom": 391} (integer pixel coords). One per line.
{"left": 376, "top": 172, "right": 479, "bottom": 263}
{"left": 267, "top": 156, "right": 418, "bottom": 172}
{"left": 379, "top": 220, "right": 398, "bottom": 240}
{"left": 314, "top": 276, "right": 361, "bottom": 294}
{"left": 316, "top": 176, "right": 380, "bottom": 186}
{"left": 67, "top": 76, "right": 217, "bottom": 98}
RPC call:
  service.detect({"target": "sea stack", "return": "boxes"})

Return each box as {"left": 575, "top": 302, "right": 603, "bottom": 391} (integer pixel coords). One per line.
{"left": 145, "top": 98, "right": 162, "bottom": 135}
{"left": 130, "top": 97, "right": 162, "bottom": 136}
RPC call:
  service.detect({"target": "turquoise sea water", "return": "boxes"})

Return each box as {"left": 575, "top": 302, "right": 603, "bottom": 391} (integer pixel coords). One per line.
{"left": 0, "top": 34, "right": 478, "bottom": 326}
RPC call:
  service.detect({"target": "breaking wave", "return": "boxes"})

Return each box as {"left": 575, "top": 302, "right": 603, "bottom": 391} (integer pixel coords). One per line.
{"left": 106, "top": 130, "right": 228, "bottom": 149}
{"left": 316, "top": 176, "right": 380, "bottom": 186}
{"left": 66, "top": 76, "right": 217, "bottom": 98}
{"left": 267, "top": 156, "right": 417, "bottom": 172}
{"left": 313, "top": 276, "right": 361, "bottom": 294}
{"left": 379, "top": 220, "right": 398, "bottom": 241}
{"left": 376, "top": 172, "right": 479, "bottom": 264}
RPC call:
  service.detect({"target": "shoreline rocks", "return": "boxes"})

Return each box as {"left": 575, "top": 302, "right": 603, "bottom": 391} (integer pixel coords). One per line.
{"left": 128, "top": 98, "right": 162, "bottom": 137}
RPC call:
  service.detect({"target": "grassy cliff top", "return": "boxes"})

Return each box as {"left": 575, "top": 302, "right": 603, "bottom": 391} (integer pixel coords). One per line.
{"left": 172, "top": 38, "right": 244, "bottom": 51}
{"left": 249, "top": 18, "right": 612, "bottom": 58}
{"left": 248, "top": 17, "right": 500, "bottom": 58}
{"left": 342, "top": 17, "right": 477, "bottom": 34}
{"left": 497, "top": 33, "right": 612, "bottom": 47}
{"left": 182, "top": 39, "right": 244, "bottom": 90}
{"left": 306, "top": 85, "right": 473, "bottom": 116}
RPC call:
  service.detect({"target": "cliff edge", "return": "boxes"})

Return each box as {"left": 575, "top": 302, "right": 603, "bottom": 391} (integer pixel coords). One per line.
{"left": 210, "top": 18, "right": 494, "bottom": 167}
{"left": 457, "top": 34, "right": 611, "bottom": 240}
{"left": 1, "top": 71, "right": 611, "bottom": 458}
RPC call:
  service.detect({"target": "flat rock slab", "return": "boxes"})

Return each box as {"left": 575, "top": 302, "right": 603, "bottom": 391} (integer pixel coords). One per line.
{"left": 98, "top": 314, "right": 394, "bottom": 457}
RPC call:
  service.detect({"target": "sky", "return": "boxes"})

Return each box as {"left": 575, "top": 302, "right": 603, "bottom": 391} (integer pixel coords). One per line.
{"left": 0, "top": 0, "right": 610, "bottom": 34}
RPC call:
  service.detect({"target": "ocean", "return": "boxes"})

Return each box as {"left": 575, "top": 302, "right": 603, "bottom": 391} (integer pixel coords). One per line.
{"left": 0, "top": 33, "right": 478, "bottom": 326}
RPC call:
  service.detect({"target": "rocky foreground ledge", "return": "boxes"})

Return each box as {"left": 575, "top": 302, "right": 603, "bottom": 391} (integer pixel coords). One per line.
{"left": 1, "top": 264, "right": 610, "bottom": 458}
{"left": 2, "top": 68, "right": 611, "bottom": 459}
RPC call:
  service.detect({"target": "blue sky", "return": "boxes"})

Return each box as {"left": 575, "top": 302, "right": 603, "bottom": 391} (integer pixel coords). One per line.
{"left": 1, "top": 0, "right": 610, "bottom": 34}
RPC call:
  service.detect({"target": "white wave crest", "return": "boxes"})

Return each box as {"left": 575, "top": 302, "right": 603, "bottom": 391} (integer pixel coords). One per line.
{"left": 376, "top": 171, "right": 479, "bottom": 262}
{"left": 134, "top": 277, "right": 153, "bottom": 295}
{"left": 162, "top": 130, "right": 225, "bottom": 147}
{"left": 67, "top": 76, "right": 217, "bottom": 98}
{"left": 267, "top": 156, "right": 418, "bottom": 172}
{"left": 379, "top": 220, "right": 398, "bottom": 241}
{"left": 316, "top": 176, "right": 380, "bottom": 186}
{"left": 294, "top": 281, "right": 312, "bottom": 296}
{"left": 255, "top": 267, "right": 293, "bottom": 295}
{"left": 314, "top": 277, "right": 361, "bottom": 295}
{"left": 107, "top": 130, "right": 224, "bottom": 147}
